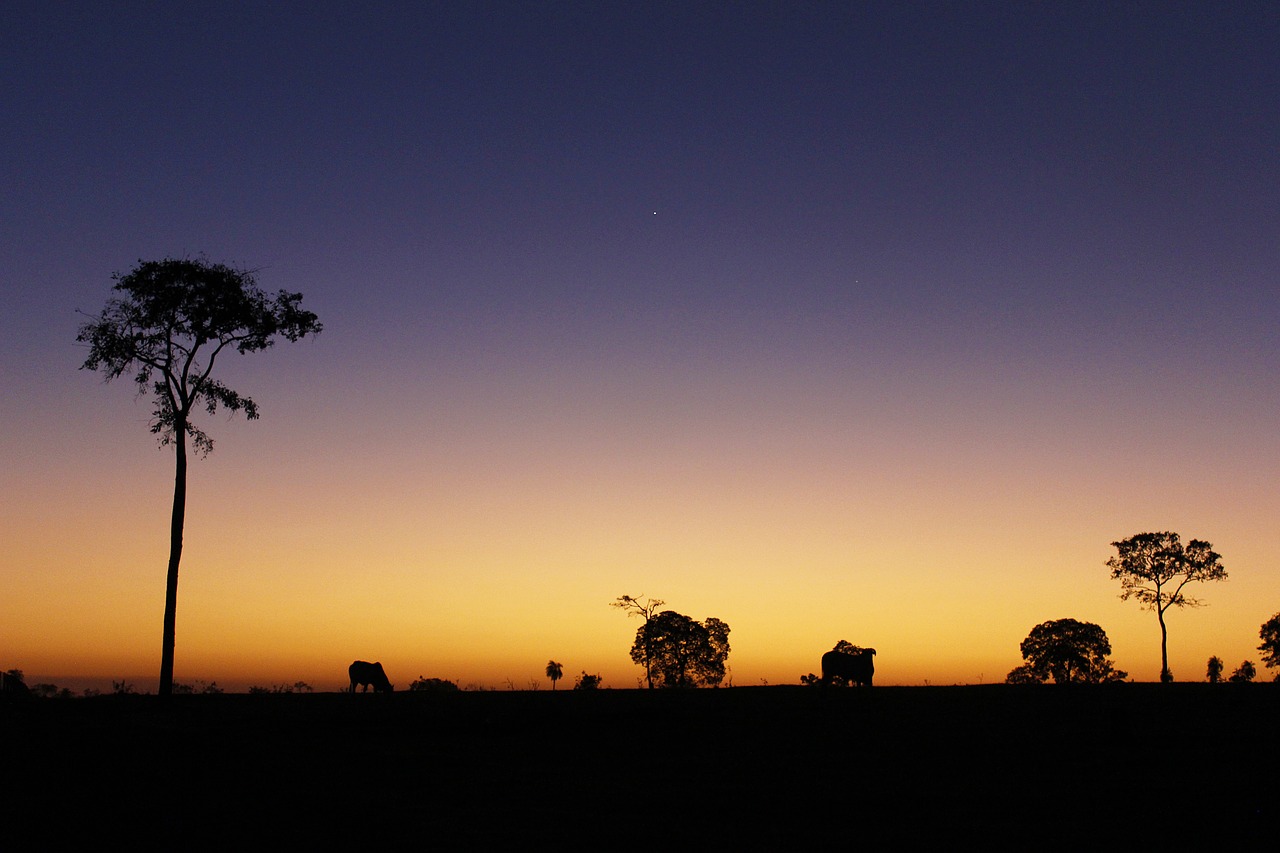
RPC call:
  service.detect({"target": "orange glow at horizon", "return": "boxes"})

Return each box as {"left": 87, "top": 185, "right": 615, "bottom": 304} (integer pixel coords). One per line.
{"left": 6, "top": 352, "right": 1278, "bottom": 694}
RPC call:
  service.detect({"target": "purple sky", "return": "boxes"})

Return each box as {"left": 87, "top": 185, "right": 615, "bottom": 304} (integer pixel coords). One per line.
{"left": 3, "top": 2, "right": 1278, "bottom": 687}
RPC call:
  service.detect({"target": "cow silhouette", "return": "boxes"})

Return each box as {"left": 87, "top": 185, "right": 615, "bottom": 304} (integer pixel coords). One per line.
{"left": 348, "top": 660, "right": 393, "bottom": 693}
{"left": 821, "top": 648, "right": 876, "bottom": 687}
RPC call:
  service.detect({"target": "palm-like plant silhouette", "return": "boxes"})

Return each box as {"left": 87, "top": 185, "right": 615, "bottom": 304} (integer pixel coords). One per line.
{"left": 546, "top": 660, "right": 563, "bottom": 690}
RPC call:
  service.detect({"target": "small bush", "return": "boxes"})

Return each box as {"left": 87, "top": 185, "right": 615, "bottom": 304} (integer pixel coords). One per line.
{"left": 409, "top": 677, "right": 459, "bottom": 692}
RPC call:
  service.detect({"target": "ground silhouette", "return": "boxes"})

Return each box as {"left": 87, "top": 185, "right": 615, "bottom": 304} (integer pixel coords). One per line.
{"left": 4, "top": 685, "right": 1273, "bottom": 846}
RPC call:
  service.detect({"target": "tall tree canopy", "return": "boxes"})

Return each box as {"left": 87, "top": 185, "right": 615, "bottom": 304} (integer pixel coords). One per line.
{"left": 1009, "top": 618, "right": 1126, "bottom": 684}
{"left": 1106, "top": 532, "right": 1226, "bottom": 683}
{"left": 611, "top": 595, "right": 665, "bottom": 689}
{"left": 545, "top": 660, "right": 563, "bottom": 690}
{"left": 629, "top": 611, "right": 730, "bottom": 688}
{"left": 1258, "top": 613, "right": 1280, "bottom": 673}
{"left": 78, "top": 257, "right": 322, "bottom": 695}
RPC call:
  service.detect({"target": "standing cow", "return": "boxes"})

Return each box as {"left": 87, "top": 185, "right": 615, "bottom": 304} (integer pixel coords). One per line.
{"left": 348, "top": 660, "right": 393, "bottom": 693}
{"left": 820, "top": 648, "right": 876, "bottom": 688}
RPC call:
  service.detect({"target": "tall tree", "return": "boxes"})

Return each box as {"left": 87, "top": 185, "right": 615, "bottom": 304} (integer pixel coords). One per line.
{"left": 1106, "top": 532, "right": 1226, "bottom": 683}
{"left": 78, "top": 257, "right": 322, "bottom": 696}
{"left": 545, "top": 660, "right": 563, "bottom": 690}
{"left": 1257, "top": 612, "right": 1280, "bottom": 674}
{"left": 611, "top": 595, "right": 664, "bottom": 689}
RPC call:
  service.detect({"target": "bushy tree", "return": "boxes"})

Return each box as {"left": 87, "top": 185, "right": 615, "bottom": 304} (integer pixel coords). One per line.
{"left": 1206, "top": 656, "right": 1224, "bottom": 683}
{"left": 1011, "top": 618, "right": 1127, "bottom": 684}
{"left": 1106, "top": 532, "right": 1226, "bottom": 683}
{"left": 574, "top": 672, "right": 601, "bottom": 690}
{"left": 1257, "top": 613, "right": 1280, "bottom": 671}
{"left": 30, "top": 684, "right": 74, "bottom": 699}
{"left": 409, "top": 677, "right": 459, "bottom": 692}
{"left": 629, "top": 611, "right": 730, "bottom": 688}
{"left": 78, "top": 257, "right": 322, "bottom": 695}
{"left": 1229, "top": 661, "right": 1256, "bottom": 683}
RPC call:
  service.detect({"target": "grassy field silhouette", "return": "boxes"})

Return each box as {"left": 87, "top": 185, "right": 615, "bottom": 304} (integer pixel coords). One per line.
{"left": 6, "top": 684, "right": 1273, "bottom": 845}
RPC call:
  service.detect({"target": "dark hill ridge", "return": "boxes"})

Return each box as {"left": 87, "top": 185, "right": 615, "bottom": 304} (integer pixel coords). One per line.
{"left": 5, "top": 685, "right": 1273, "bottom": 846}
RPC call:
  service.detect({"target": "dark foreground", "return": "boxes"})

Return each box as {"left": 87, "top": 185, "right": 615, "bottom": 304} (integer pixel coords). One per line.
{"left": 4, "top": 684, "right": 1275, "bottom": 847}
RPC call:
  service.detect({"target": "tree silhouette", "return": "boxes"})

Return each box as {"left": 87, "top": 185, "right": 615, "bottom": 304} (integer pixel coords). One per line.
{"left": 78, "top": 257, "right": 321, "bottom": 696}
{"left": 1106, "top": 532, "right": 1226, "bottom": 683}
{"left": 1005, "top": 664, "right": 1040, "bottom": 685}
{"left": 611, "top": 595, "right": 664, "bottom": 689}
{"left": 1206, "top": 656, "right": 1224, "bottom": 683}
{"left": 1228, "top": 661, "right": 1256, "bottom": 683}
{"left": 545, "top": 660, "right": 563, "bottom": 690}
{"left": 1257, "top": 613, "right": 1280, "bottom": 674}
{"left": 629, "top": 610, "right": 730, "bottom": 688}
{"left": 1008, "top": 618, "right": 1126, "bottom": 684}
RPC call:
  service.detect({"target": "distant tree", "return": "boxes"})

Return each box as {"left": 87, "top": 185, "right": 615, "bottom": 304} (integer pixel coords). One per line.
{"left": 611, "top": 595, "right": 664, "bottom": 689}
{"left": 546, "top": 660, "right": 564, "bottom": 690}
{"left": 1228, "top": 661, "right": 1256, "bottom": 683}
{"left": 1257, "top": 612, "right": 1280, "bottom": 671}
{"left": 1206, "top": 656, "right": 1224, "bottom": 684}
{"left": 1012, "top": 619, "right": 1127, "bottom": 684}
{"left": 172, "top": 679, "right": 225, "bottom": 695}
{"left": 629, "top": 610, "right": 730, "bottom": 688}
{"left": 409, "top": 677, "right": 459, "bottom": 692}
{"left": 1106, "top": 532, "right": 1226, "bottom": 683}
{"left": 574, "top": 672, "right": 601, "bottom": 690}
{"left": 78, "top": 257, "right": 322, "bottom": 696}
{"left": 1, "top": 671, "right": 32, "bottom": 697}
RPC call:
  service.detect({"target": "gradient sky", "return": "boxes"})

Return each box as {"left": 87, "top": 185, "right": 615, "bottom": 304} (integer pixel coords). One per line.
{"left": 3, "top": 2, "right": 1278, "bottom": 691}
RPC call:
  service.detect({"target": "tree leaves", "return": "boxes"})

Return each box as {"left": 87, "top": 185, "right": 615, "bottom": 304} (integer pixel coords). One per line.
{"left": 77, "top": 257, "right": 322, "bottom": 455}
{"left": 1013, "top": 618, "right": 1126, "bottom": 684}
{"left": 630, "top": 610, "right": 731, "bottom": 688}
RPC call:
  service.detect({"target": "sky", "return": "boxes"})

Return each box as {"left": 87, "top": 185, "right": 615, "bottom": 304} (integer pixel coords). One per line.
{"left": 2, "top": 1, "right": 1278, "bottom": 692}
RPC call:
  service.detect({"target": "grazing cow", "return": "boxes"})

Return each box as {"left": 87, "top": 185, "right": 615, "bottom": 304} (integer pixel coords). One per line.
{"left": 821, "top": 648, "right": 877, "bottom": 688}
{"left": 349, "top": 660, "right": 393, "bottom": 693}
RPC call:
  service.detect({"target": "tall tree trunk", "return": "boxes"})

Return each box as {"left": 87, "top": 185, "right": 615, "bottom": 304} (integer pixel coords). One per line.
{"left": 1158, "top": 606, "right": 1170, "bottom": 683}
{"left": 159, "top": 427, "right": 187, "bottom": 696}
